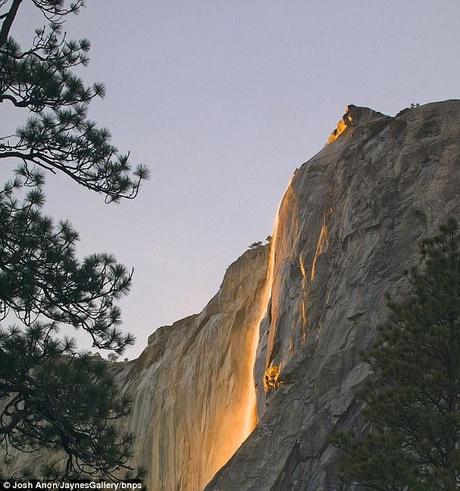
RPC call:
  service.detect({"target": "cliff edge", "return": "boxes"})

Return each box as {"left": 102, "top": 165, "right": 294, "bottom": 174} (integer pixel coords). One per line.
{"left": 208, "top": 100, "right": 460, "bottom": 490}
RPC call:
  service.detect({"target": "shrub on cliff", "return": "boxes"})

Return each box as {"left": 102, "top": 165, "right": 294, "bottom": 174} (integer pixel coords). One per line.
{"left": 334, "top": 219, "right": 460, "bottom": 490}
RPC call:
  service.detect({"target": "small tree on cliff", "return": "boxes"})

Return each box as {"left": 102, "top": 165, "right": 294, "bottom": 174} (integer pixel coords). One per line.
{"left": 334, "top": 219, "right": 460, "bottom": 490}
{"left": 0, "top": 0, "right": 148, "bottom": 478}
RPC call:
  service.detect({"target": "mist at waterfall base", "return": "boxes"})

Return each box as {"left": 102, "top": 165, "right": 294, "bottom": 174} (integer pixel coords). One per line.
{"left": 1, "top": 2, "right": 460, "bottom": 359}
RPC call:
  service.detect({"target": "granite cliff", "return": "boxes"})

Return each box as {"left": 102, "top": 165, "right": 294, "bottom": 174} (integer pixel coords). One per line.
{"left": 2, "top": 100, "right": 459, "bottom": 490}
{"left": 208, "top": 100, "right": 460, "bottom": 489}
{"left": 125, "top": 99, "right": 460, "bottom": 490}
{"left": 114, "top": 244, "right": 269, "bottom": 491}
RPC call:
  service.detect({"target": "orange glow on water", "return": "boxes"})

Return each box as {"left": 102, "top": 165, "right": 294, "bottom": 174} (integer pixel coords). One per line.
{"left": 239, "top": 180, "right": 291, "bottom": 443}
{"left": 310, "top": 223, "right": 328, "bottom": 281}
{"left": 239, "top": 214, "right": 278, "bottom": 441}
{"left": 202, "top": 180, "right": 293, "bottom": 490}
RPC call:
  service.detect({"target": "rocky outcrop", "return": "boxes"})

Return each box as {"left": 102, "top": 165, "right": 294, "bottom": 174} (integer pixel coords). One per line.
{"left": 207, "top": 100, "right": 460, "bottom": 490}
{"left": 326, "top": 104, "right": 387, "bottom": 143}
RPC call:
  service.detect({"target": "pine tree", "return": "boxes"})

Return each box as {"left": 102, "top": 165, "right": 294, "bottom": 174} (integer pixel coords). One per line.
{"left": 334, "top": 219, "right": 460, "bottom": 490}
{"left": 0, "top": 0, "right": 149, "bottom": 201}
{"left": 0, "top": 1, "right": 148, "bottom": 478}
{"left": 0, "top": 323, "right": 134, "bottom": 479}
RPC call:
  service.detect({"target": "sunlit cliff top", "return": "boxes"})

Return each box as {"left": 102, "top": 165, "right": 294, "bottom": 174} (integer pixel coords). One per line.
{"left": 327, "top": 104, "right": 388, "bottom": 144}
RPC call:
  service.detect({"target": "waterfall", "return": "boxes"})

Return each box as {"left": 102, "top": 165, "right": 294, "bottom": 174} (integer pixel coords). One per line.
{"left": 239, "top": 179, "right": 291, "bottom": 441}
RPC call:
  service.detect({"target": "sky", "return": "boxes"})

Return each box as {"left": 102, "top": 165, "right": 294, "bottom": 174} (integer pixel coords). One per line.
{"left": 1, "top": 1, "right": 460, "bottom": 359}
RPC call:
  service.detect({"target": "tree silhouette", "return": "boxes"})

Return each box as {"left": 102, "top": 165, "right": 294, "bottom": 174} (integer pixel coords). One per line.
{"left": 0, "top": 0, "right": 148, "bottom": 478}
{"left": 0, "top": 323, "right": 133, "bottom": 479}
{"left": 0, "top": 0, "right": 149, "bottom": 202}
{"left": 334, "top": 219, "right": 460, "bottom": 490}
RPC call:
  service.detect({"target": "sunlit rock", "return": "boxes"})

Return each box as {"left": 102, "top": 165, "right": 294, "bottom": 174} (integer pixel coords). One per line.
{"left": 208, "top": 100, "right": 460, "bottom": 490}
{"left": 327, "top": 104, "right": 387, "bottom": 143}
{"left": 3, "top": 100, "right": 460, "bottom": 490}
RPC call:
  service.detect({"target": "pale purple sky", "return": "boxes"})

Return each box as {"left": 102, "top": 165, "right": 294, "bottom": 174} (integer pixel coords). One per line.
{"left": 2, "top": 1, "right": 460, "bottom": 358}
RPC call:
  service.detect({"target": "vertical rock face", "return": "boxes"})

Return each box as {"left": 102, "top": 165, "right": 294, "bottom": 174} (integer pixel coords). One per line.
{"left": 207, "top": 100, "right": 460, "bottom": 490}
{"left": 116, "top": 245, "right": 269, "bottom": 491}
{"left": 1, "top": 246, "right": 270, "bottom": 489}
{"left": 2, "top": 100, "right": 459, "bottom": 490}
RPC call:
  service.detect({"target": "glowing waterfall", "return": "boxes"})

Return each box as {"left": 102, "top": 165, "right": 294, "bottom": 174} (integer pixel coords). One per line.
{"left": 239, "top": 181, "right": 290, "bottom": 442}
